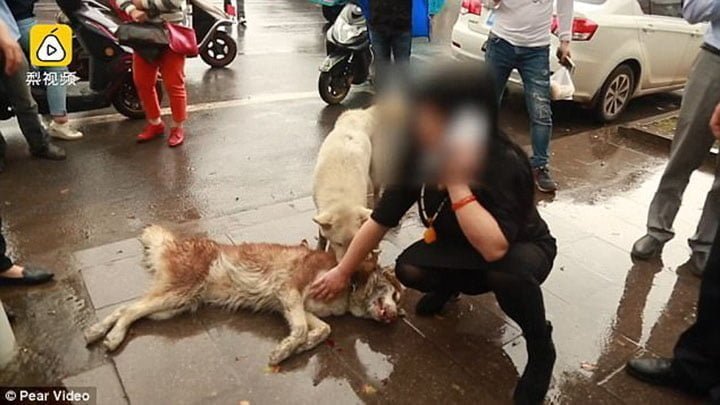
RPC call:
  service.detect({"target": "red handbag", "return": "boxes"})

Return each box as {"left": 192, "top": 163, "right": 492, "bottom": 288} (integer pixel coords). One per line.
{"left": 165, "top": 23, "right": 199, "bottom": 57}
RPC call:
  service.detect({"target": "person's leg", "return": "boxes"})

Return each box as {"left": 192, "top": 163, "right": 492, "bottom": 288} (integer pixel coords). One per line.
{"left": 0, "top": 130, "right": 6, "bottom": 172}
{"left": 370, "top": 30, "right": 391, "bottom": 88}
{"left": 0, "top": 215, "right": 53, "bottom": 284}
{"left": 485, "top": 243, "right": 555, "bottom": 403}
{"left": 483, "top": 35, "right": 516, "bottom": 106}
{"left": 395, "top": 258, "right": 482, "bottom": 316}
{"left": 236, "top": 0, "right": 246, "bottom": 22}
{"left": 0, "top": 216, "right": 13, "bottom": 273}
{"left": 16, "top": 17, "right": 80, "bottom": 140}
{"left": 132, "top": 54, "right": 165, "bottom": 142}
{"left": 132, "top": 54, "right": 162, "bottom": 123}
{"left": 628, "top": 226, "right": 720, "bottom": 399}
{"left": 645, "top": 51, "right": 720, "bottom": 247}
{"left": 157, "top": 50, "right": 187, "bottom": 147}
{"left": 389, "top": 31, "right": 412, "bottom": 64}
{"left": 44, "top": 66, "right": 83, "bottom": 140}
{"left": 517, "top": 46, "right": 552, "bottom": 169}
{"left": 0, "top": 56, "right": 65, "bottom": 159}
{"left": 672, "top": 227, "right": 720, "bottom": 397}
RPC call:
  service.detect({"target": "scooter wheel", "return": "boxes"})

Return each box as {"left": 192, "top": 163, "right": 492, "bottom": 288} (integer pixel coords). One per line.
{"left": 318, "top": 71, "right": 350, "bottom": 105}
{"left": 200, "top": 31, "right": 237, "bottom": 68}
{"left": 112, "top": 73, "right": 164, "bottom": 119}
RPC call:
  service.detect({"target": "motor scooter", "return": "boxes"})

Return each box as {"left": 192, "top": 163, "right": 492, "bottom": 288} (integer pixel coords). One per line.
{"left": 50, "top": 0, "right": 159, "bottom": 119}
{"left": 308, "top": 0, "right": 348, "bottom": 23}
{"left": 1, "top": 0, "right": 160, "bottom": 121}
{"left": 317, "top": 2, "right": 371, "bottom": 105}
{"left": 190, "top": 0, "right": 237, "bottom": 68}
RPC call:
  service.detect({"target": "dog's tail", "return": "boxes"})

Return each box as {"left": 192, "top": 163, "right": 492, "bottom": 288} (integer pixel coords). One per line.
{"left": 140, "top": 225, "right": 175, "bottom": 273}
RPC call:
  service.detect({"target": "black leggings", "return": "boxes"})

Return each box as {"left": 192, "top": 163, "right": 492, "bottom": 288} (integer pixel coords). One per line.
{"left": 396, "top": 242, "right": 554, "bottom": 339}
{"left": 0, "top": 216, "right": 13, "bottom": 272}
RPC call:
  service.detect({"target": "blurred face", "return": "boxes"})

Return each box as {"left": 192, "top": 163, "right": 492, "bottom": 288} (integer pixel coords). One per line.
{"left": 413, "top": 102, "right": 489, "bottom": 184}
{"left": 415, "top": 103, "right": 447, "bottom": 153}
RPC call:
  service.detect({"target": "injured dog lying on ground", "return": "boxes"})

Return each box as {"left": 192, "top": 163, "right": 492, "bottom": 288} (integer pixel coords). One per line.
{"left": 84, "top": 225, "right": 403, "bottom": 365}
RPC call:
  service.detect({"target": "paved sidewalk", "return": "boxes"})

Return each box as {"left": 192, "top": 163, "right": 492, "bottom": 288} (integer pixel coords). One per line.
{"left": 7, "top": 128, "right": 703, "bottom": 404}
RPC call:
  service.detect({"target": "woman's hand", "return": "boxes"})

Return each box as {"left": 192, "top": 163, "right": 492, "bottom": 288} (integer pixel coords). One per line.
{"left": 129, "top": 9, "right": 148, "bottom": 22}
{"left": 310, "top": 265, "right": 351, "bottom": 301}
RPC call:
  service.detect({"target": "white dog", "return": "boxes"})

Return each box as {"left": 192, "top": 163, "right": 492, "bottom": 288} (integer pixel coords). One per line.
{"left": 313, "top": 107, "right": 378, "bottom": 259}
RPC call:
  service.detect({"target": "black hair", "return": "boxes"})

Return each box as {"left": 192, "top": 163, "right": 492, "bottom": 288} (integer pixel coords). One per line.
{"left": 398, "top": 62, "right": 535, "bottom": 221}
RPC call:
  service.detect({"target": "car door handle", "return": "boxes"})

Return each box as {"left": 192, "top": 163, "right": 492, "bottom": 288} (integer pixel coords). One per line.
{"left": 642, "top": 24, "right": 656, "bottom": 33}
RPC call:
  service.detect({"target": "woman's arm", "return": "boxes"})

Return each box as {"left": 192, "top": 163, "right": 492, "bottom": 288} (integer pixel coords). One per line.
{"left": 447, "top": 184, "right": 509, "bottom": 262}
{"left": 310, "top": 218, "right": 389, "bottom": 300}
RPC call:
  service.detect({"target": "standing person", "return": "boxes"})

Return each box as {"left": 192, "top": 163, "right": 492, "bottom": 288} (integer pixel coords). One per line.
{"left": 484, "top": 0, "right": 574, "bottom": 193}
{"left": 626, "top": 105, "right": 720, "bottom": 399}
{"left": 0, "top": 26, "right": 54, "bottom": 285}
{"left": 236, "top": 0, "right": 245, "bottom": 25}
{"left": 117, "top": 0, "right": 189, "bottom": 147}
{"left": 362, "top": 0, "right": 412, "bottom": 82}
{"left": 310, "top": 64, "right": 558, "bottom": 404}
{"left": 631, "top": 0, "right": 720, "bottom": 276}
{"left": 0, "top": 3, "right": 65, "bottom": 173}
{"left": 8, "top": 0, "right": 83, "bottom": 141}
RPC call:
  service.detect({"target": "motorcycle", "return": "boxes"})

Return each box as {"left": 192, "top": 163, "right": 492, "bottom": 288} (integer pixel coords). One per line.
{"left": 22, "top": 0, "right": 160, "bottom": 119}
{"left": 317, "top": 2, "right": 371, "bottom": 105}
{"left": 191, "top": 0, "right": 237, "bottom": 68}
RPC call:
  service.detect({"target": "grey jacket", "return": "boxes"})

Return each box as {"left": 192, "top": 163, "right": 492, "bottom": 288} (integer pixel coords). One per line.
{"left": 118, "top": 0, "right": 185, "bottom": 24}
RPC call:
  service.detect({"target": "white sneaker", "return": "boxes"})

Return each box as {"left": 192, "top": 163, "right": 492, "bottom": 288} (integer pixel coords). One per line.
{"left": 48, "top": 121, "right": 83, "bottom": 140}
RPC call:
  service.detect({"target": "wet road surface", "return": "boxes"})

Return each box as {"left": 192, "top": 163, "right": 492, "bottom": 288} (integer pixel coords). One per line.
{"left": 0, "top": 0, "right": 709, "bottom": 404}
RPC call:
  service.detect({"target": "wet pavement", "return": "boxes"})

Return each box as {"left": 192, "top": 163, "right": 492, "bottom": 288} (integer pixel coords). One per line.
{"left": 0, "top": 0, "right": 711, "bottom": 404}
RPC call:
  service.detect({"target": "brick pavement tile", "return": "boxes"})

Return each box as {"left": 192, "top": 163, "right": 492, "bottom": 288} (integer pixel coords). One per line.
{"left": 73, "top": 238, "right": 142, "bottom": 271}
{"left": 111, "top": 314, "right": 240, "bottom": 405}
{"left": 600, "top": 350, "right": 703, "bottom": 405}
{"left": 81, "top": 255, "right": 151, "bottom": 310}
{"left": 62, "top": 363, "right": 128, "bottom": 405}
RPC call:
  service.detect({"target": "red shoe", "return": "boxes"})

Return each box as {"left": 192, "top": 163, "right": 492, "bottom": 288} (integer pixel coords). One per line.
{"left": 168, "top": 127, "right": 185, "bottom": 147}
{"left": 137, "top": 122, "right": 165, "bottom": 143}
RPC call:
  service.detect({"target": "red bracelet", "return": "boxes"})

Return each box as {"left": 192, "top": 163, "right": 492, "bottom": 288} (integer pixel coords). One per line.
{"left": 452, "top": 195, "right": 477, "bottom": 212}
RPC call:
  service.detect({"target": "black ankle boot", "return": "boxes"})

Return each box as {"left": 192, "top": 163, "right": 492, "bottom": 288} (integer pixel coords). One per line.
{"left": 415, "top": 291, "right": 456, "bottom": 316}
{"left": 514, "top": 321, "right": 556, "bottom": 405}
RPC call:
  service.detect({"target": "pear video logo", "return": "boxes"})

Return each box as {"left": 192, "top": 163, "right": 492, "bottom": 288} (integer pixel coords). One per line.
{"left": 30, "top": 24, "right": 73, "bottom": 67}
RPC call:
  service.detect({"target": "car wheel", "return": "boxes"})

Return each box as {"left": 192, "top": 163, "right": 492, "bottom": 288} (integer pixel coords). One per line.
{"left": 595, "top": 64, "right": 635, "bottom": 122}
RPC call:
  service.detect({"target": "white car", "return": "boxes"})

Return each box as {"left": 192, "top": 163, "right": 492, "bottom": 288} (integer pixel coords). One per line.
{"left": 451, "top": 0, "right": 707, "bottom": 122}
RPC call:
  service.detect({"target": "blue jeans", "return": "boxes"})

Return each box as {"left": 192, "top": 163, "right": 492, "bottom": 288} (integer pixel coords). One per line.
{"left": 17, "top": 17, "right": 68, "bottom": 117}
{"left": 485, "top": 35, "right": 552, "bottom": 168}
{"left": 369, "top": 30, "right": 412, "bottom": 64}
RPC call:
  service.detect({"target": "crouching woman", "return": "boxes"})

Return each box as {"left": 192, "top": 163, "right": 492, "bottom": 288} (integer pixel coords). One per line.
{"left": 311, "top": 64, "right": 558, "bottom": 404}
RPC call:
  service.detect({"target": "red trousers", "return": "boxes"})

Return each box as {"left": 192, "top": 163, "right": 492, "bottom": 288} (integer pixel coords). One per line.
{"left": 132, "top": 50, "right": 187, "bottom": 123}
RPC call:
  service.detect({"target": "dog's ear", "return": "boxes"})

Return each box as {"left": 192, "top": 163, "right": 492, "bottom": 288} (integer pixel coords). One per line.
{"left": 313, "top": 212, "right": 334, "bottom": 230}
{"left": 382, "top": 266, "right": 405, "bottom": 293}
{"left": 357, "top": 207, "right": 373, "bottom": 223}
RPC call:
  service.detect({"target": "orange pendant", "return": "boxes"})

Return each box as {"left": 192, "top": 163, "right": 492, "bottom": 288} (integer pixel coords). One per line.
{"left": 423, "top": 226, "right": 437, "bottom": 244}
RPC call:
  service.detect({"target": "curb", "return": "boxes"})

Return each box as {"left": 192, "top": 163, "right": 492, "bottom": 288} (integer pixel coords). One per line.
{"left": 617, "top": 111, "right": 678, "bottom": 142}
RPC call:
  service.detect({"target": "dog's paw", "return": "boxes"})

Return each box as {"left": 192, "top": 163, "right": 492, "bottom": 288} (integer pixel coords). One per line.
{"left": 84, "top": 324, "right": 107, "bottom": 345}
{"left": 102, "top": 333, "right": 124, "bottom": 352}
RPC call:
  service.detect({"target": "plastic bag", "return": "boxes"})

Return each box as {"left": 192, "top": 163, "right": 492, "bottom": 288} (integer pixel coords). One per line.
{"left": 550, "top": 67, "right": 575, "bottom": 101}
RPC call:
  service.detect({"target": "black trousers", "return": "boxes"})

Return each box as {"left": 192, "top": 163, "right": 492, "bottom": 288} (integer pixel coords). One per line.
{"left": 672, "top": 228, "right": 720, "bottom": 400}
{"left": 395, "top": 241, "right": 555, "bottom": 339}
{"left": 0, "top": 216, "right": 13, "bottom": 272}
